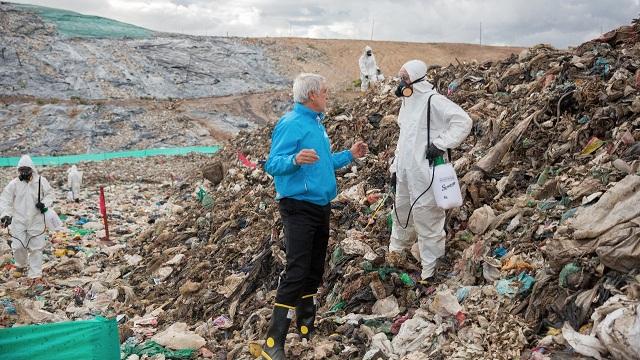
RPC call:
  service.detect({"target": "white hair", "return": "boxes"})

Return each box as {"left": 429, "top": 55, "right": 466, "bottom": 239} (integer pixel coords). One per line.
{"left": 293, "top": 73, "right": 326, "bottom": 103}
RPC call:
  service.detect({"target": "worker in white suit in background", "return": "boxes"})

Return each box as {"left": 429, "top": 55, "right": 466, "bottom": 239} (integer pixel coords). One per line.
{"left": 0, "top": 155, "right": 54, "bottom": 284}
{"left": 359, "top": 45, "right": 379, "bottom": 91}
{"left": 67, "top": 165, "right": 83, "bottom": 202}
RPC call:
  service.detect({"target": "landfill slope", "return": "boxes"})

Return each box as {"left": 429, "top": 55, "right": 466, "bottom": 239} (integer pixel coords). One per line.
{"left": 117, "top": 18, "right": 640, "bottom": 360}
{"left": 0, "top": 3, "right": 286, "bottom": 100}
{"left": 0, "top": 2, "right": 519, "bottom": 157}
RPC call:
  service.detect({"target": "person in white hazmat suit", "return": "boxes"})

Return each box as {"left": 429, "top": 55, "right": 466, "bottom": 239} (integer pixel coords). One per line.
{"left": 0, "top": 155, "right": 54, "bottom": 281}
{"left": 388, "top": 60, "right": 472, "bottom": 281}
{"left": 67, "top": 165, "right": 83, "bottom": 202}
{"left": 359, "top": 46, "right": 379, "bottom": 91}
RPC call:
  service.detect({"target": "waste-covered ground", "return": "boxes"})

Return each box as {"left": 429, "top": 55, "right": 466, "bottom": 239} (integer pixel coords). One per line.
{"left": 1, "top": 9, "right": 640, "bottom": 360}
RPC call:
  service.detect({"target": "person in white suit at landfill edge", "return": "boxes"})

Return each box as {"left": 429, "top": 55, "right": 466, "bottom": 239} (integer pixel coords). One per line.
{"left": 0, "top": 155, "right": 54, "bottom": 286}
{"left": 388, "top": 59, "right": 472, "bottom": 283}
{"left": 67, "top": 165, "right": 83, "bottom": 202}
{"left": 358, "top": 45, "right": 379, "bottom": 91}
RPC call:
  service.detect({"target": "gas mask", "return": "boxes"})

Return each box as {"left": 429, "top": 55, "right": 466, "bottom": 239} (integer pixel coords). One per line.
{"left": 366, "top": 51, "right": 372, "bottom": 56}
{"left": 18, "top": 167, "right": 32, "bottom": 182}
{"left": 395, "top": 75, "right": 426, "bottom": 98}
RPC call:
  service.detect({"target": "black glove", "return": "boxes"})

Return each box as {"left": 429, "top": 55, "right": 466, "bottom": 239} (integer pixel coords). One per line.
{"left": 0, "top": 216, "right": 11, "bottom": 228}
{"left": 365, "top": 75, "right": 369, "bottom": 79}
{"left": 390, "top": 172, "right": 397, "bottom": 192}
{"left": 425, "top": 143, "right": 445, "bottom": 162}
{"left": 35, "top": 202, "right": 47, "bottom": 214}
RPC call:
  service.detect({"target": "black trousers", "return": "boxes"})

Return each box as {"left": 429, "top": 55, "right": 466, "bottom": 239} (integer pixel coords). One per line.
{"left": 274, "top": 198, "right": 331, "bottom": 307}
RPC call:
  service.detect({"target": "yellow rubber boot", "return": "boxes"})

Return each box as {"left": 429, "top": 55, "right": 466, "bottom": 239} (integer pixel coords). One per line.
{"left": 260, "top": 304, "right": 292, "bottom": 360}
{"left": 296, "top": 294, "right": 316, "bottom": 340}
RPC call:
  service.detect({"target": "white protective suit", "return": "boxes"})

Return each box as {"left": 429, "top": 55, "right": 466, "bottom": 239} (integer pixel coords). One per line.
{"left": 359, "top": 46, "right": 378, "bottom": 91}
{"left": 0, "top": 155, "right": 54, "bottom": 278}
{"left": 67, "top": 165, "right": 83, "bottom": 201}
{"left": 390, "top": 60, "right": 472, "bottom": 279}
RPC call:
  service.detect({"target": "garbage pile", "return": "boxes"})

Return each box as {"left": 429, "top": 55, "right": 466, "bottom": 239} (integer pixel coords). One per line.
{"left": 0, "top": 154, "right": 218, "bottom": 358}
{"left": 111, "top": 19, "right": 640, "bottom": 360}
{"left": 1, "top": 18, "right": 639, "bottom": 360}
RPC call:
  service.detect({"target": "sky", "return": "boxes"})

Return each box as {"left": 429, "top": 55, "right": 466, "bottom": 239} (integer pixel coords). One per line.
{"left": 14, "top": 0, "right": 640, "bottom": 48}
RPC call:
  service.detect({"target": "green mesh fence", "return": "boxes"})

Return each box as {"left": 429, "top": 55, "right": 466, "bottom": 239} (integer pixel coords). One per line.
{"left": 0, "top": 146, "right": 220, "bottom": 167}
{"left": 15, "top": 4, "right": 153, "bottom": 38}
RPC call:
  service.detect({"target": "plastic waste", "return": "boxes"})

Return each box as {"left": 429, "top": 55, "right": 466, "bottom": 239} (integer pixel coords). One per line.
{"left": 1, "top": 298, "right": 16, "bottom": 315}
{"left": 212, "top": 315, "right": 233, "bottom": 329}
{"left": 580, "top": 137, "right": 605, "bottom": 155}
{"left": 496, "top": 272, "right": 535, "bottom": 298}
{"left": 493, "top": 246, "right": 508, "bottom": 258}
{"left": 399, "top": 272, "right": 415, "bottom": 287}
{"left": 195, "top": 187, "right": 213, "bottom": 209}
{"left": 44, "top": 209, "right": 64, "bottom": 231}
{"left": 559, "top": 263, "right": 581, "bottom": 288}
{"left": 429, "top": 290, "right": 463, "bottom": 317}
{"left": 456, "top": 287, "right": 470, "bottom": 303}
{"left": 432, "top": 156, "right": 463, "bottom": 209}
{"left": 468, "top": 205, "right": 496, "bottom": 234}
{"left": 121, "top": 339, "right": 195, "bottom": 360}
{"left": 372, "top": 295, "right": 400, "bottom": 318}
{"left": 151, "top": 322, "right": 206, "bottom": 350}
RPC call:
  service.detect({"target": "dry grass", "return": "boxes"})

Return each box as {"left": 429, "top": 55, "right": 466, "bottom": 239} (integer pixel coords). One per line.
{"left": 246, "top": 37, "right": 524, "bottom": 90}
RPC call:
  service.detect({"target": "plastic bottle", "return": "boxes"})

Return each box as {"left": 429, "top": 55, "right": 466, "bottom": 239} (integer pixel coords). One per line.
{"left": 432, "top": 156, "right": 463, "bottom": 209}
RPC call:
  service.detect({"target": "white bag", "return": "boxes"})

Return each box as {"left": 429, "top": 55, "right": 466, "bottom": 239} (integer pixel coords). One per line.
{"left": 45, "top": 209, "right": 64, "bottom": 231}
{"left": 432, "top": 161, "right": 463, "bottom": 209}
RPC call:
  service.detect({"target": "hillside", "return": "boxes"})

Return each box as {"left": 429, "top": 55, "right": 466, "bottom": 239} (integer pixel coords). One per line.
{"left": 0, "top": 2, "right": 521, "bottom": 156}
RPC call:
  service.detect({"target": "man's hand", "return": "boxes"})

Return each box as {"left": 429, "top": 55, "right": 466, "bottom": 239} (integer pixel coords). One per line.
{"left": 295, "top": 149, "right": 319, "bottom": 165}
{"left": 0, "top": 216, "right": 11, "bottom": 228}
{"left": 350, "top": 141, "right": 368, "bottom": 158}
{"left": 425, "top": 143, "right": 445, "bottom": 162}
{"left": 35, "top": 202, "right": 47, "bottom": 214}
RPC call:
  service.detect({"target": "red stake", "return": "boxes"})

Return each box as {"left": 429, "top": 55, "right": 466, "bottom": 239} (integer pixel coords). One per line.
{"left": 99, "top": 186, "right": 110, "bottom": 242}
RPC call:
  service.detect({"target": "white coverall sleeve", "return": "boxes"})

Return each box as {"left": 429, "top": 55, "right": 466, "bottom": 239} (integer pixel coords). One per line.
{"left": 0, "top": 182, "right": 15, "bottom": 218}
{"left": 39, "top": 177, "right": 54, "bottom": 208}
{"left": 432, "top": 98, "right": 473, "bottom": 150}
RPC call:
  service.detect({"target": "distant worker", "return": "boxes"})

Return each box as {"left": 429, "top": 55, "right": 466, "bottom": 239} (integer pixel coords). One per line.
{"left": 0, "top": 155, "right": 54, "bottom": 285}
{"left": 67, "top": 165, "right": 83, "bottom": 202}
{"left": 358, "top": 45, "right": 379, "bottom": 91}
{"left": 388, "top": 60, "right": 472, "bottom": 283}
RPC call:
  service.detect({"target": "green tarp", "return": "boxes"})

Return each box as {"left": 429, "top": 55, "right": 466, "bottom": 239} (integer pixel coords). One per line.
{"left": 14, "top": 4, "right": 153, "bottom": 38}
{"left": 0, "top": 146, "right": 220, "bottom": 167}
{"left": 0, "top": 317, "right": 120, "bottom": 360}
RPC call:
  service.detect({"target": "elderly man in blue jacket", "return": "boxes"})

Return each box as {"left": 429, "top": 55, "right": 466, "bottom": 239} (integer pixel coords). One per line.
{"left": 261, "top": 73, "right": 368, "bottom": 359}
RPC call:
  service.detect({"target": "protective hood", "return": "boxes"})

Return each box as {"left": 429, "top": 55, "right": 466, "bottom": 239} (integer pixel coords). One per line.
{"left": 68, "top": 165, "right": 78, "bottom": 174}
{"left": 17, "top": 155, "right": 37, "bottom": 175}
{"left": 401, "top": 60, "right": 427, "bottom": 82}
{"left": 364, "top": 45, "right": 372, "bottom": 54}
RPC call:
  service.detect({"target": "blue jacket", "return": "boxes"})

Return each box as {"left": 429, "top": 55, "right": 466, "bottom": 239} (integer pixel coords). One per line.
{"left": 265, "top": 103, "right": 353, "bottom": 206}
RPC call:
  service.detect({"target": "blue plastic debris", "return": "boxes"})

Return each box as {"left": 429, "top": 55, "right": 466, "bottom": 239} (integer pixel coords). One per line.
{"left": 496, "top": 272, "right": 535, "bottom": 298}
{"left": 493, "top": 246, "right": 508, "bottom": 258}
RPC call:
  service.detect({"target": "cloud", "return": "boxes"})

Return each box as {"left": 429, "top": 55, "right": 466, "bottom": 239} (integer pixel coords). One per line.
{"left": 13, "top": 0, "right": 640, "bottom": 47}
